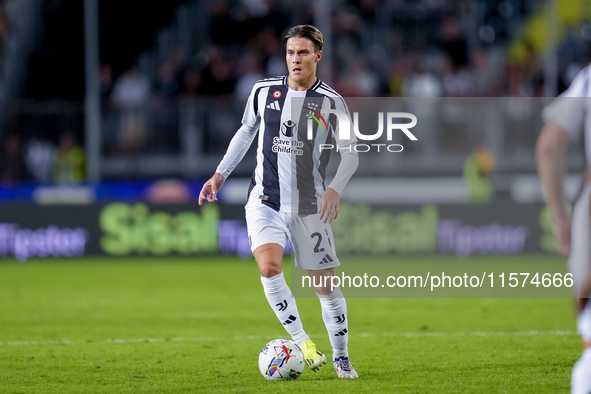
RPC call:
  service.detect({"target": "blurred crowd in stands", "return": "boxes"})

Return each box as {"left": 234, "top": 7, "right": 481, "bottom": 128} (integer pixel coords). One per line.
{"left": 103, "top": 0, "right": 591, "bottom": 102}
{"left": 2, "top": 0, "right": 591, "bottom": 184}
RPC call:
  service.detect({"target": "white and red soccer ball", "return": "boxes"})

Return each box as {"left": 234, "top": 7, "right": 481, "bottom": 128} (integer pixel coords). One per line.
{"left": 258, "top": 339, "right": 305, "bottom": 381}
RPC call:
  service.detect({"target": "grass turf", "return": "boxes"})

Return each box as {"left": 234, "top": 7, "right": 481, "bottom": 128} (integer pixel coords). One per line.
{"left": 0, "top": 255, "right": 581, "bottom": 393}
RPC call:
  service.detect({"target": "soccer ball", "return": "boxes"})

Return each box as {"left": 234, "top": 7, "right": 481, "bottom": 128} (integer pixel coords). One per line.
{"left": 258, "top": 339, "right": 305, "bottom": 381}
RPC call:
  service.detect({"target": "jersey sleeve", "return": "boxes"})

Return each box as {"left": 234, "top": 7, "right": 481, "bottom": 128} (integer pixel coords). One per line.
{"left": 241, "top": 83, "right": 260, "bottom": 127}
{"left": 327, "top": 96, "right": 359, "bottom": 195}
{"left": 215, "top": 85, "right": 261, "bottom": 178}
{"left": 542, "top": 67, "right": 590, "bottom": 140}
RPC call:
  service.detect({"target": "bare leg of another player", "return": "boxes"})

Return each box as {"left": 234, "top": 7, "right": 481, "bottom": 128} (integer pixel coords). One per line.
{"left": 570, "top": 185, "right": 591, "bottom": 394}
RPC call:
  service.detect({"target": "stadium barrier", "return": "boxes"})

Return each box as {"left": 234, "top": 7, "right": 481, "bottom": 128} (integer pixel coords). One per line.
{"left": 0, "top": 200, "right": 560, "bottom": 261}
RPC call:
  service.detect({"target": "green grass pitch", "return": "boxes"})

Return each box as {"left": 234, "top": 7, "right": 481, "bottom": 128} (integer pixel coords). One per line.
{"left": 0, "top": 255, "right": 581, "bottom": 393}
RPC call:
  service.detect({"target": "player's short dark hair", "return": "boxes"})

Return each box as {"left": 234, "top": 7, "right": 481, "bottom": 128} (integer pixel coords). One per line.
{"left": 283, "top": 25, "right": 324, "bottom": 52}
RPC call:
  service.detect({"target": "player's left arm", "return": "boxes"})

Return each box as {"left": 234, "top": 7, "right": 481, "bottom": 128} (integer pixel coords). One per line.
{"left": 319, "top": 99, "right": 359, "bottom": 224}
{"left": 198, "top": 172, "right": 226, "bottom": 206}
{"left": 318, "top": 188, "right": 340, "bottom": 224}
{"left": 319, "top": 151, "right": 358, "bottom": 224}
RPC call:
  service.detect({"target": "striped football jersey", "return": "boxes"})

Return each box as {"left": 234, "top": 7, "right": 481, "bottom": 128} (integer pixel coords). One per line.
{"left": 217, "top": 76, "right": 357, "bottom": 214}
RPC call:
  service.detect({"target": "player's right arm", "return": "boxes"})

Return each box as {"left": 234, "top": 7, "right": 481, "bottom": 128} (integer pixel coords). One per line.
{"left": 536, "top": 121, "right": 573, "bottom": 256}
{"left": 198, "top": 123, "right": 259, "bottom": 205}
{"left": 536, "top": 67, "right": 588, "bottom": 256}
{"left": 198, "top": 82, "right": 262, "bottom": 205}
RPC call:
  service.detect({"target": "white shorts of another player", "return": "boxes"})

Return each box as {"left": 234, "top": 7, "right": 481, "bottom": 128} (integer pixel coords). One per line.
{"left": 245, "top": 202, "right": 341, "bottom": 270}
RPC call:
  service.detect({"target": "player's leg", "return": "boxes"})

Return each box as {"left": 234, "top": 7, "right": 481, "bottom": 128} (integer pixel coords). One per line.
{"left": 308, "top": 267, "right": 348, "bottom": 356}
{"left": 255, "top": 242, "right": 310, "bottom": 345}
{"left": 254, "top": 243, "right": 283, "bottom": 278}
{"left": 572, "top": 348, "right": 591, "bottom": 394}
{"left": 291, "top": 213, "right": 357, "bottom": 378}
{"left": 572, "top": 300, "right": 591, "bottom": 394}
{"left": 246, "top": 205, "right": 310, "bottom": 346}
{"left": 569, "top": 185, "right": 591, "bottom": 393}
{"left": 308, "top": 267, "right": 358, "bottom": 378}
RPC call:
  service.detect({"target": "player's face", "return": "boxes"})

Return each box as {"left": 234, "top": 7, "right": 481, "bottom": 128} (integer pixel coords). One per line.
{"left": 286, "top": 37, "right": 322, "bottom": 90}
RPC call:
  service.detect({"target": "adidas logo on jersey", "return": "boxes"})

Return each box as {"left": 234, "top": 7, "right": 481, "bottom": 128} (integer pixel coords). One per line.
{"left": 266, "top": 100, "right": 281, "bottom": 111}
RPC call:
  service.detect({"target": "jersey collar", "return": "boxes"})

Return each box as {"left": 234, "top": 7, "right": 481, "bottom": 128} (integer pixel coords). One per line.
{"left": 283, "top": 76, "right": 322, "bottom": 91}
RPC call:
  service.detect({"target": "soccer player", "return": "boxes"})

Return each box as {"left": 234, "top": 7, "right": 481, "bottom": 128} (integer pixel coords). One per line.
{"left": 536, "top": 65, "right": 591, "bottom": 393}
{"left": 199, "top": 25, "right": 359, "bottom": 379}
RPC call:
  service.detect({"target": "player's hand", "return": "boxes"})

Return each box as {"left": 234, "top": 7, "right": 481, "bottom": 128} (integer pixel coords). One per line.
{"left": 198, "top": 173, "right": 226, "bottom": 206}
{"left": 553, "top": 210, "right": 572, "bottom": 256}
{"left": 319, "top": 188, "right": 340, "bottom": 224}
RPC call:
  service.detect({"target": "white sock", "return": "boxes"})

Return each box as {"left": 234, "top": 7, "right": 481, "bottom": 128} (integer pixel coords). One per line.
{"left": 572, "top": 348, "right": 591, "bottom": 394}
{"left": 317, "top": 287, "right": 348, "bottom": 360}
{"left": 261, "top": 273, "right": 309, "bottom": 345}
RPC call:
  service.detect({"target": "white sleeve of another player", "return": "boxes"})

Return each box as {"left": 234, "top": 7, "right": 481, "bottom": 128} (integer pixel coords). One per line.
{"left": 215, "top": 87, "right": 260, "bottom": 178}
{"left": 542, "top": 67, "right": 590, "bottom": 140}
{"left": 327, "top": 97, "right": 359, "bottom": 196}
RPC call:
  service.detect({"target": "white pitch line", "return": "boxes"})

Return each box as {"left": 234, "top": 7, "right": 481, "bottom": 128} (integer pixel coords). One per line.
{"left": 0, "top": 330, "right": 578, "bottom": 347}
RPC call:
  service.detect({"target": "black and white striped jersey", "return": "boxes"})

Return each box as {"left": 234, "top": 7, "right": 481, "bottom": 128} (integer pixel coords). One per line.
{"left": 216, "top": 76, "right": 358, "bottom": 214}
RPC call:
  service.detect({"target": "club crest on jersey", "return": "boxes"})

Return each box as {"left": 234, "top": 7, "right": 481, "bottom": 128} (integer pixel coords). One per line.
{"left": 281, "top": 120, "right": 298, "bottom": 137}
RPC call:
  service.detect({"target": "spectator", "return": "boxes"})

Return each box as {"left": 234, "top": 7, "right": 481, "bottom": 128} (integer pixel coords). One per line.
{"left": 99, "top": 64, "right": 119, "bottom": 155}
{"left": 402, "top": 52, "right": 442, "bottom": 97}
{"left": 179, "top": 66, "right": 202, "bottom": 98}
{"left": 25, "top": 137, "right": 56, "bottom": 182}
{"left": 338, "top": 56, "right": 380, "bottom": 96}
{"left": 198, "top": 46, "right": 235, "bottom": 96}
{"left": 53, "top": 132, "right": 85, "bottom": 184}
{"left": 440, "top": 54, "right": 475, "bottom": 97}
{"left": 463, "top": 145, "right": 495, "bottom": 203}
{"left": 235, "top": 52, "right": 264, "bottom": 99}
{"left": 99, "top": 64, "right": 113, "bottom": 105}
{"left": 111, "top": 67, "right": 150, "bottom": 110}
{"left": 151, "top": 62, "right": 180, "bottom": 153}
{"left": 152, "top": 61, "right": 178, "bottom": 103}
{"left": 439, "top": 16, "right": 470, "bottom": 70}
{"left": 111, "top": 67, "right": 150, "bottom": 153}
{"left": 210, "top": 1, "right": 238, "bottom": 46}
{"left": 0, "top": 133, "right": 30, "bottom": 184}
